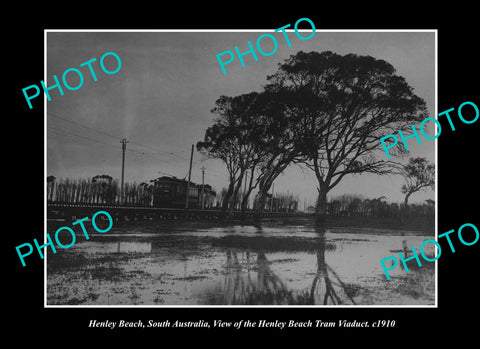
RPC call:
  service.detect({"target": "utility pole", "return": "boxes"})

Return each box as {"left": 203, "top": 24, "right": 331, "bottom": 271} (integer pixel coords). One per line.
{"left": 120, "top": 138, "right": 129, "bottom": 204}
{"left": 201, "top": 166, "right": 206, "bottom": 210}
{"left": 185, "top": 144, "right": 194, "bottom": 210}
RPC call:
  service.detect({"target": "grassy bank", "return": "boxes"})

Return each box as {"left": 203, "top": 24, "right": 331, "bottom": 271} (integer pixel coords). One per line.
{"left": 322, "top": 215, "right": 435, "bottom": 235}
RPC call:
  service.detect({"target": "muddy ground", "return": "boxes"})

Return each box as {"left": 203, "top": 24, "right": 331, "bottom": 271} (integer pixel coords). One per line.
{"left": 46, "top": 218, "right": 435, "bottom": 306}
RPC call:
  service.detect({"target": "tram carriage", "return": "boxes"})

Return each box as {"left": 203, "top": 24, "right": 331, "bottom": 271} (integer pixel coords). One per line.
{"left": 151, "top": 176, "right": 216, "bottom": 209}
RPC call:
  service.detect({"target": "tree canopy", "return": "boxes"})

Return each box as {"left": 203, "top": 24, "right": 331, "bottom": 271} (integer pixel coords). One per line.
{"left": 265, "top": 51, "right": 429, "bottom": 222}
{"left": 198, "top": 50, "right": 431, "bottom": 223}
{"left": 400, "top": 157, "right": 435, "bottom": 206}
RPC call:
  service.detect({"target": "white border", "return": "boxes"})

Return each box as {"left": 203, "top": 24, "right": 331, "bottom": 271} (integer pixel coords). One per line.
{"left": 44, "top": 29, "right": 438, "bottom": 309}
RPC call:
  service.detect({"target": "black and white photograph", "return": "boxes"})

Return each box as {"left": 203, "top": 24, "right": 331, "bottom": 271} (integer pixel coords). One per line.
{"left": 7, "top": 8, "right": 479, "bottom": 342}
{"left": 45, "top": 30, "right": 436, "bottom": 306}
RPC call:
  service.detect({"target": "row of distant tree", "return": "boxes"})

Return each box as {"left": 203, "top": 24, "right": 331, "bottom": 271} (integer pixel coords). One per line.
{"left": 47, "top": 172, "right": 433, "bottom": 222}
{"left": 47, "top": 174, "right": 152, "bottom": 206}
{"left": 321, "top": 194, "right": 434, "bottom": 218}
{"left": 47, "top": 173, "right": 300, "bottom": 212}
{"left": 196, "top": 50, "right": 435, "bottom": 224}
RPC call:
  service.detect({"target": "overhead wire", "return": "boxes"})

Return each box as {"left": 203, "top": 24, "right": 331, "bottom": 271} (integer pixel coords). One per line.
{"left": 47, "top": 125, "right": 173, "bottom": 164}
{"left": 48, "top": 112, "right": 120, "bottom": 141}
{"left": 47, "top": 111, "right": 227, "bottom": 185}
{"left": 47, "top": 111, "right": 188, "bottom": 161}
{"left": 48, "top": 126, "right": 121, "bottom": 149}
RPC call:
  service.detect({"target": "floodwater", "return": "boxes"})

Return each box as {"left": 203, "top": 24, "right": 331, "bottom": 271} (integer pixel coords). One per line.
{"left": 46, "top": 219, "right": 436, "bottom": 306}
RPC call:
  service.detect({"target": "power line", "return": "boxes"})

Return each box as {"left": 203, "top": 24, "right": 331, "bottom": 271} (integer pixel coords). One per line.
{"left": 47, "top": 114, "right": 211, "bottom": 185}
{"left": 128, "top": 140, "right": 188, "bottom": 161}
{"left": 48, "top": 126, "right": 121, "bottom": 149}
{"left": 48, "top": 112, "right": 120, "bottom": 141}
{"left": 48, "top": 125, "right": 172, "bottom": 163}
{"left": 48, "top": 129, "right": 109, "bottom": 153}
{"left": 48, "top": 111, "right": 188, "bottom": 160}
{"left": 157, "top": 170, "right": 178, "bottom": 177}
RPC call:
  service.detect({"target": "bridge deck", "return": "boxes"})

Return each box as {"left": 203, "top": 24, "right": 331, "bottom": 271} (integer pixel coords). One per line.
{"left": 47, "top": 203, "right": 311, "bottom": 222}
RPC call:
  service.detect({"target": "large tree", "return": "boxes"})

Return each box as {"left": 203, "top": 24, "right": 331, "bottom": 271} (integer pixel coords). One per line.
{"left": 198, "top": 90, "right": 309, "bottom": 216}
{"left": 248, "top": 90, "right": 310, "bottom": 214}
{"left": 197, "top": 92, "right": 263, "bottom": 214}
{"left": 265, "top": 51, "right": 429, "bottom": 224}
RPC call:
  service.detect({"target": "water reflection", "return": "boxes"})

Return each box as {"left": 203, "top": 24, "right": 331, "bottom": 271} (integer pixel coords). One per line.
{"left": 308, "top": 227, "right": 356, "bottom": 305}
{"left": 212, "top": 227, "right": 358, "bottom": 305}
{"left": 220, "top": 250, "right": 293, "bottom": 305}
{"left": 48, "top": 222, "right": 435, "bottom": 305}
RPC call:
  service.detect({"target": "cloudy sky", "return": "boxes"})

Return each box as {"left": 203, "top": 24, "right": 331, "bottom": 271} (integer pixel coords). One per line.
{"left": 46, "top": 30, "right": 435, "bottom": 207}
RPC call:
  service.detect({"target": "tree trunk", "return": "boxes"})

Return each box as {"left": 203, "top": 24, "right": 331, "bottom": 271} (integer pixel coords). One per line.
{"left": 254, "top": 173, "right": 275, "bottom": 215}
{"left": 222, "top": 180, "right": 235, "bottom": 213}
{"left": 400, "top": 193, "right": 411, "bottom": 224}
{"left": 240, "top": 169, "right": 255, "bottom": 215}
{"left": 254, "top": 188, "right": 268, "bottom": 215}
{"left": 312, "top": 156, "right": 330, "bottom": 226}
{"left": 404, "top": 194, "right": 410, "bottom": 209}
{"left": 229, "top": 174, "right": 244, "bottom": 216}
{"left": 240, "top": 187, "right": 256, "bottom": 218}
{"left": 315, "top": 182, "right": 328, "bottom": 226}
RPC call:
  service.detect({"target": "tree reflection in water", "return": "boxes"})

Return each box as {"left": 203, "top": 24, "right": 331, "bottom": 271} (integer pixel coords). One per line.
{"left": 308, "top": 226, "right": 357, "bottom": 305}
{"left": 218, "top": 227, "right": 358, "bottom": 305}
{"left": 222, "top": 250, "right": 293, "bottom": 305}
